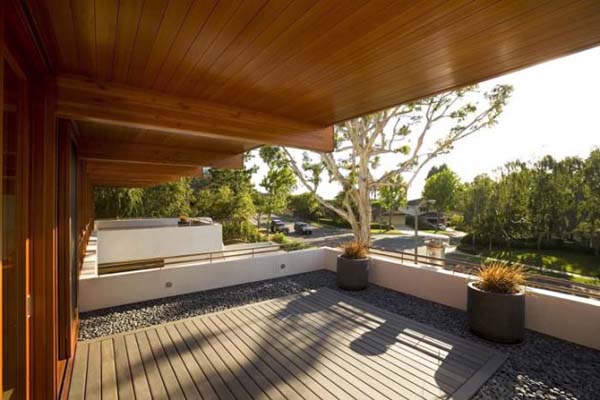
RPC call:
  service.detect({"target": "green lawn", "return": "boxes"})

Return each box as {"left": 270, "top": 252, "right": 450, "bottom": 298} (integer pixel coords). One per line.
{"left": 474, "top": 248, "right": 600, "bottom": 278}
{"left": 421, "top": 229, "right": 455, "bottom": 236}
{"left": 370, "top": 229, "right": 408, "bottom": 235}
{"left": 448, "top": 249, "right": 600, "bottom": 286}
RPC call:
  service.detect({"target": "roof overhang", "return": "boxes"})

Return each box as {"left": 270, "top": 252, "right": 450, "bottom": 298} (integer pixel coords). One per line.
{"left": 24, "top": 1, "right": 600, "bottom": 187}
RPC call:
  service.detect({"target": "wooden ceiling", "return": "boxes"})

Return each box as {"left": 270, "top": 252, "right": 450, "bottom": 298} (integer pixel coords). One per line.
{"left": 37, "top": 0, "right": 600, "bottom": 125}
{"left": 27, "top": 0, "right": 600, "bottom": 187}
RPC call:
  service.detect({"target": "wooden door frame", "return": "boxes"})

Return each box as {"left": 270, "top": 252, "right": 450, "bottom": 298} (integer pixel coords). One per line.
{"left": 1, "top": 16, "right": 34, "bottom": 400}
{"left": 2, "top": 0, "right": 61, "bottom": 398}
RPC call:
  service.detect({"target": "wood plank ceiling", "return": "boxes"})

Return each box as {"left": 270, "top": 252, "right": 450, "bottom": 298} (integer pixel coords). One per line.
{"left": 31, "top": 0, "right": 600, "bottom": 186}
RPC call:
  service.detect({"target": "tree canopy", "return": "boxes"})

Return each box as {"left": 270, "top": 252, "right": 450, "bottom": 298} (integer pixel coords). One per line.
{"left": 283, "top": 83, "right": 513, "bottom": 245}
{"left": 422, "top": 168, "right": 461, "bottom": 212}
{"left": 458, "top": 149, "right": 600, "bottom": 254}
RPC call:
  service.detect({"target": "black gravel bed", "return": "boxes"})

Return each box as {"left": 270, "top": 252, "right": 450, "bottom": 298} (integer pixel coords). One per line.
{"left": 80, "top": 270, "right": 600, "bottom": 400}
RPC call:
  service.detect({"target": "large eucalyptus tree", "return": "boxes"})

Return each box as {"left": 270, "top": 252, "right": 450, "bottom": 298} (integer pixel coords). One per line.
{"left": 283, "top": 84, "right": 513, "bottom": 245}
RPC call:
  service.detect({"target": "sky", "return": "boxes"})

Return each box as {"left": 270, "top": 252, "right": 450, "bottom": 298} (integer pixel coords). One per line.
{"left": 248, "top": 46, "right": 600, "bottom": 200}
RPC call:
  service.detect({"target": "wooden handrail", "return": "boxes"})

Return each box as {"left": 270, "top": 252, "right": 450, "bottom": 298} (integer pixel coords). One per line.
{"left": 97, "top": 244, "right": 284, "bottom": 275}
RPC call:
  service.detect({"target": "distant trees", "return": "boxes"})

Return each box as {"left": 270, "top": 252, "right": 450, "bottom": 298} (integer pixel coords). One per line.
{"left": 94, "top": 160, "right": 264, "bottom": 243}
{"left": 426, "top": 164, "right": 450, "bottom": 179}
{"left": 258, "top": 147, "right": 297, "bottom": 233}
{"left": 288, "top": 193, "right": 322, "bottom": 220}
{"left": 379, "top": 175, "right": 407, "bottom": 227}
{"left": 422, "top": 168, "right": 461, "bottom": 212}
{"left": 94, "top": 182, "right": 190, "bottom": 219}
{"left": 578, "top": 149, "right": 600, "bottom": 255}
{"left": 459, "top": 149, "right": 600, "bottom": 254}
{"left": 192, "top": 165, "right": 260, "bottom": 242}
{"left": 142, "top": 179, "right": 192, "bottom": 217}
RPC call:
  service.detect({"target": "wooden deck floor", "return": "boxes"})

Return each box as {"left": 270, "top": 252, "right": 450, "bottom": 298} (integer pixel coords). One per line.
{"left": 69, "top": 288, "right": 506, "bottom": 400}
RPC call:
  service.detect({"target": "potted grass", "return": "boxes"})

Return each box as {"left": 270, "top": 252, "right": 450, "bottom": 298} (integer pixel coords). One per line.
{"left": 337, "top": 241, "right": 369, "bottom": 290}
{"left": 467, "top": 262, "right": 526, "bottom": 343}
{"left": 178, "top": 215, "right": 190, "bottom": 226}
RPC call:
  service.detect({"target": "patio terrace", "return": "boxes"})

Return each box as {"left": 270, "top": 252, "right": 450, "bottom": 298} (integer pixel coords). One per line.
{"left": 77, "top": 271, "right": 600, "bottom": 400}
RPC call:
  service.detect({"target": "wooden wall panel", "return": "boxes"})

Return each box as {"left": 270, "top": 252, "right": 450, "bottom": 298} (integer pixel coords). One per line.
{"left": 0, "top": 2, "right": 4, "bottom": 394}
{"left": 29, "top": 78, "right": 58, "bottom": 400}
{"left": 56, "top": 120, "right": 71, "bottom": 362}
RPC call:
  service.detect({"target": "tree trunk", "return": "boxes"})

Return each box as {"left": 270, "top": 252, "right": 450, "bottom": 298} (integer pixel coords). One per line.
{"left": 536, "top": 233, "right": 543, "bottom": 250}
{"left": 388, "top": 212, "right": 392, "bottom": 230}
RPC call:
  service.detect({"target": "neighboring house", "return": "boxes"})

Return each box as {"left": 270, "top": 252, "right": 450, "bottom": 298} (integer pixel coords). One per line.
{"left": 380, "top": 211, "right": 407, "bottom": 227}
{"left": 406, "top": 198, "right": 434, "bottom": 215}
{"left": 372, "top": 203, "right": 407, "bottom": 227}
{"left": 405, "top": 199, "right": 447, "bottom": 230}
{"left": 405, "top": 212, "right": 448, "bottom": 230}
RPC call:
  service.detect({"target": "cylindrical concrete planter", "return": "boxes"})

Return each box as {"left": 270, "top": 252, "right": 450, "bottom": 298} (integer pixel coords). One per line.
{"left": 337, "top": 255, "right": 369, "bottom": 290}
{"left": 467, "top": 281, "right": 525, "bottom": 343}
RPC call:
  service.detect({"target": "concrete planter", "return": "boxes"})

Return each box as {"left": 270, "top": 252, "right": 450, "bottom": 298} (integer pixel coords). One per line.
{"left": 337, "top": 255, "right": 369, "bottom": 290}
{"left": 467, "top": 281, "right": 525, "bottom": 343}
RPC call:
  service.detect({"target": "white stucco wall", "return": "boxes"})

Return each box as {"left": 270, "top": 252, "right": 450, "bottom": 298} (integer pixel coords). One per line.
{"left": 322, "top": 247, "right": 600, "bottom": 350}
{"left": 80, "top": 245, "right": 600, "bottom": 349}
{"left": 80, "top": 247, "right": 324, "bottom": 312}
{"left": 97, "top": 224, "right": 223, "bottom": 264}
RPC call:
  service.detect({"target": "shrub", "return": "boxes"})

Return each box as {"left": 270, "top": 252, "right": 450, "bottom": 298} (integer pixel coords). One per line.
{"left": 342, "top": 241, "right": 368, "bottom": 259}
{"left": 222, "top": 219, "right": 264, "bottom": 243}
{"left": 271, "top": 232, "right": 309, "bottom": 251}
{"left": 448, "top": 213, "right": 464, "bottom": 227}
{"left": 271, "top": 232, "right": 289, "bottom": 244}
{"left": 282, "top": 241, "right": 309, "bottom": 251}
{"left": 476, "top": 262, "right": 526, "bottom": 294}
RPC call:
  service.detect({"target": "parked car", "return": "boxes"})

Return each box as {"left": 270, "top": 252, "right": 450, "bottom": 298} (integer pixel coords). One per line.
{"left": 294, "top": 221, "right": 313, "bottom": 235}
{"left": 270, "top": 219, "right": 289, "bottom": 233}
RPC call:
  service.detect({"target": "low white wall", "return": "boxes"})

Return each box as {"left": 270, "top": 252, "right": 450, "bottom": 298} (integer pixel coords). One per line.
{"left": 322, "top": 247, "right": 600, "bottom": 350}
{"left": 95, "top": 218, "right": 178, "bottom": 230}
{"left": 81, "top": 244, "right": 600, "bottom": 349}
{"left": 97, "top": 224, "right": 223, "bottom": 264}
{"left": 80, "top": 247, "right": 324, "bottom": 312}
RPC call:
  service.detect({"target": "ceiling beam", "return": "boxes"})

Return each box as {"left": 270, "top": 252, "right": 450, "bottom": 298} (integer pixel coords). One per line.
{"left": 86, "top": 160, "right": 204, "bottom": 177}
{"left": 78, "top": 140, "right": 243, "bottom": 169}
{"left": 57, "top": 76, "right": 334, "bottom": 152}
{"left": 91, "top": 179, "right": 178, "bottom": 188}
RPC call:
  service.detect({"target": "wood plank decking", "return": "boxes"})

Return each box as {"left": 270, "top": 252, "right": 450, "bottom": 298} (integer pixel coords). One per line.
{"left": 69, "top": 288, "right": 506, "bottom": 399}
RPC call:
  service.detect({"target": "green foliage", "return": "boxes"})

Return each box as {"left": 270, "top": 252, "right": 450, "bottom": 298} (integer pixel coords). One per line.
{"left": 458, "top": 148, "right": 600, "bottom": 255}
{"left": 288, "top": 192, "right": 322, "bottom": 220}
{"left": 258, "top": 147, "right": 297, "bottom": 231}
{"left": 192, "top": 167, "right": 259, "bottom": 243}
{"left": 142, "top": 179, "right": 192, "bottom": 217}
{"left": 270, "top": 232, "right": 309, "bottom": 251}
{"left": 426, "top": 164, "right": 449, "bottom": 179}
{"left": 379, "top": 174, "right": 407, "bottom": 225}
{"left": 422, "top": 168, "right": 461, "bottom": 212}
{"left": 448, "top": 212, "right": 464, "bottom": 227}
{"left": 94, "top": 179, "right": 191, "bottom": 219}
{"left": 94, "top": 187, "right": 145, "bottom": 219}
{"left": 94, "top": 155, "right": 262, "bottom": 244}
{"left": 222, "top": 219, "right": 264, "bottom": 243}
